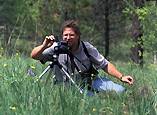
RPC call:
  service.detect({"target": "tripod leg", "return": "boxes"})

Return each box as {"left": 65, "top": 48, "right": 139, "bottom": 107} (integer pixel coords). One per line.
{"left": 50, "top": 65, "right": 57, "bottom": 88}
{"left": 45, "top": 68, "right": 53, "bottom": 86}
{"left": 61, "top": 67, "right": 83, "bottom": 94}
{"left": 33, "top": 62, "right": 53, "bottom": 85}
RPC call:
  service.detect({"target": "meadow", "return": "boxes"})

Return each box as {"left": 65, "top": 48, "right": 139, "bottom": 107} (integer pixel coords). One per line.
{"left": 0, "top": 53, "right": 156, "bottom": 115}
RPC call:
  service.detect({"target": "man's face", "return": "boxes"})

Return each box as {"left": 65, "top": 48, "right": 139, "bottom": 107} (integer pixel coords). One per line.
{"left": 62, "top": 28, "right": 80, "bottom": 47}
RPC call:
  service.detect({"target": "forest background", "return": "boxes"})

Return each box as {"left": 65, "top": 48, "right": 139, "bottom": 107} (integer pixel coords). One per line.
{"left": 0, "top": 0, "right": 157, "bottom": 114}
{"left": 0, "top": 0, "right": 156, "bottom": 66}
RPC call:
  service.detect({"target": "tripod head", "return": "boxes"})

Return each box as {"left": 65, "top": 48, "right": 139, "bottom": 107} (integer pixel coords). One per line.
{"left": 47, "top": 35, "right": 70, "bottom": 55}
{"left": 48, "top": 38, "right": 72, "bottom": 69}
{"left": 54, "top": 40, "right": 70, "bottom": 55}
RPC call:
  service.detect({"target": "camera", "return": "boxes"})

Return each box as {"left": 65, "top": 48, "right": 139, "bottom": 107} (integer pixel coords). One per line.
{"left": 54, "top": 40, "right": 70, "bottom": 55}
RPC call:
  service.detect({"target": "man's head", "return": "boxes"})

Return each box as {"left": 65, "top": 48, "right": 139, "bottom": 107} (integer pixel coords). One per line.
{"left": 61, "top": 20, "right": 81, "bottom": 51}
{"left": 61, "top": 20, "right": 81, "bottom": 36}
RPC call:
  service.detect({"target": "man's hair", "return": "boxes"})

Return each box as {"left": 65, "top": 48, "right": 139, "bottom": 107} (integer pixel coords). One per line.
{"left": 61, "top": 20, "right": 81, "bottom": 36}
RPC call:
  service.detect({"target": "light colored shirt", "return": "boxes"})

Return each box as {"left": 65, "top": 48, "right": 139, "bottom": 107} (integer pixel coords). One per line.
{"left": 41, "top": 41, "right": 108, "bottom": 82}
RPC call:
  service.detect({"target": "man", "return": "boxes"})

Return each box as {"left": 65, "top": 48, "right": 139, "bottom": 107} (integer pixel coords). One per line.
{"left": 31, "top": 20, "right": 134, "bottom": 94}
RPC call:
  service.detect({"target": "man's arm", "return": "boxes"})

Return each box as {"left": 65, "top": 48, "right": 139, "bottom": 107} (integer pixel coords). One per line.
{"left": 102, "top": 62, "right": 134, "bottom": 87}
{"left": 31, "top": 45, "right": 47, "bottom": 60}
{"left": 31, "top": 35, "right": 55, "bottom": 60}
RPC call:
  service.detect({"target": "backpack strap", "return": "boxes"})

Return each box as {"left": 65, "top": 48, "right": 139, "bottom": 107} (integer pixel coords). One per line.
{"left": 81, "top": 41, "right": 90, "bottom": 58}
{"left": 81, "top": 41, "right": 98, "bottom": 74}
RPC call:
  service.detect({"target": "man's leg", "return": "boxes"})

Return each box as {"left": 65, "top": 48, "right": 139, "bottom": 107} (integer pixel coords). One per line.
{"left": 92, "top": 76, "right": 125, "bottom": 93}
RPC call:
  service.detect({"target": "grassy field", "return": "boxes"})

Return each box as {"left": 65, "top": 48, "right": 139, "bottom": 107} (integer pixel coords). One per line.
{"left": 0, "top": 53, "right": 156, "bottom": 115}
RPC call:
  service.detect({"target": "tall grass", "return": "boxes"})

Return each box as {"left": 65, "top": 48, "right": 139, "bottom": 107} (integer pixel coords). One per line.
{"left": 0, "top": 54, "right": 156, "bottom": 115}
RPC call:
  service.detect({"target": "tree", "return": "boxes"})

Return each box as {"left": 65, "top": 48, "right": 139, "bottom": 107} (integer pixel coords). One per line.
{"left": 90, "top": 0, "right": 129, "bottom": 60}
{"left": 123, "top": 0, "right": 157, "bottom": 65}
{"left": 131, "top": 0, "right": 144, "bottom": 66}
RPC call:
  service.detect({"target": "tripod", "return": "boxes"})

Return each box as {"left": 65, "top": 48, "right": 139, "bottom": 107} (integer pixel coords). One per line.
{"left": 33, "top": 54, "right": 83, "bottom": 94}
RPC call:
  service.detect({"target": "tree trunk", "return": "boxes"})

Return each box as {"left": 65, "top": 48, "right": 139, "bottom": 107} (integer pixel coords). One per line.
{"left": 105, "top": 0, "right": 109, "bottom": 59}
{"left": 131, "top": 0, "right": 144, "bottom": 66}
{"left": 4, "top": 25, "right": 9, "bottom": 56}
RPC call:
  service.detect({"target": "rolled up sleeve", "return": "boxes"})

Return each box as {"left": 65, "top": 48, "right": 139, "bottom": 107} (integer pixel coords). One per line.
{"left": 85, "top": 42, "right": 108, "bottom": 70}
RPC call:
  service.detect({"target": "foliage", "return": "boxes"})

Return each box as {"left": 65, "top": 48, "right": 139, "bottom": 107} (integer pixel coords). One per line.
{"left": 0, "top": 54, "right": 156, "bottom": 114}
{"left": 140, "top": 2, "right": 157, "bottom": 56}
{"left": 122, "top": 0, "right": 157, "bottom": 64}
{"left": 0, "top": 0, "right": 156, "bottom": 64}
{"left": 36, "top": 0, "right": 96, "bottom": 41}
{"left": 0, "top": 0, "right": 39, "bottom": 55}
{"left": 0, "top": 0, "right": 130, "bottom": 60}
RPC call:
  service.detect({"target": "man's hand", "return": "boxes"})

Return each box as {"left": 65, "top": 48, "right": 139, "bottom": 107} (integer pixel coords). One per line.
{"left": 31, "top": 35, "right": 56, "bottom": 60}
{"left": 43, "top": 35, "right": 56, "bottom": 48}
{"left": 121, "top": 76, "right": 134, "bottom": 87}
{"left": 102, "top": 62, "right": 134, "bottom": 87}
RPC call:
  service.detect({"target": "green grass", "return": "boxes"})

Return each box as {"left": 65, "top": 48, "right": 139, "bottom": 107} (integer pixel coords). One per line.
{"left": 0, "top": 54, "right": 156, "bottom": 115}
